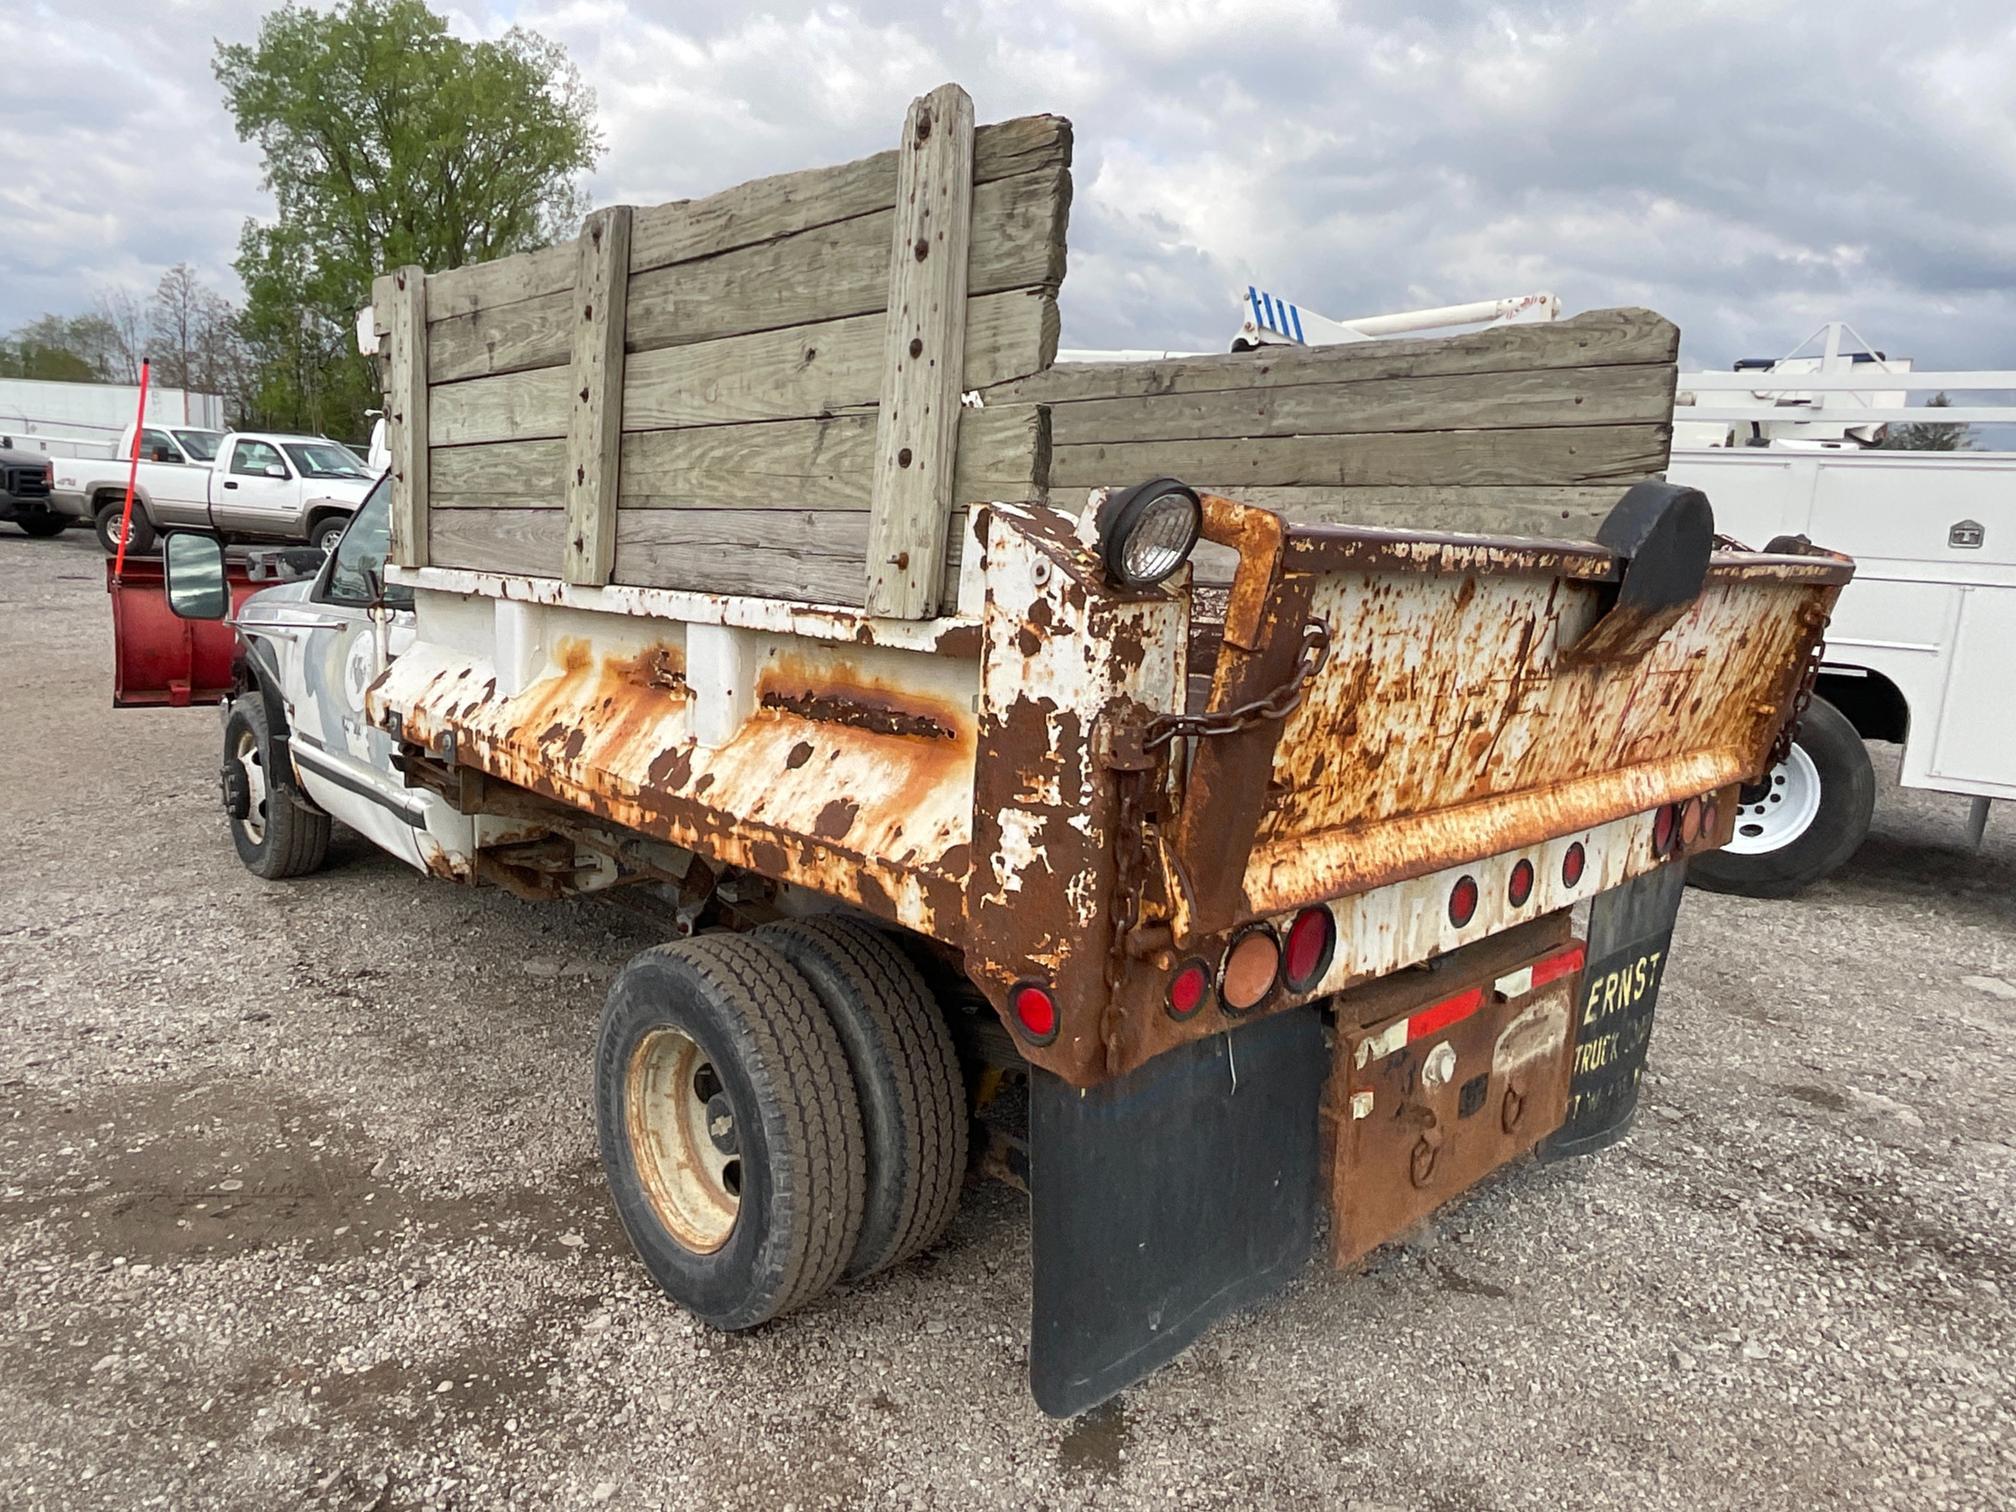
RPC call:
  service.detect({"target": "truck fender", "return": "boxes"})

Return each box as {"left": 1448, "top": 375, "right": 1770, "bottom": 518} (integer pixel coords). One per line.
{"left": 234, "top": 642, "right": 309, "bottom": 797}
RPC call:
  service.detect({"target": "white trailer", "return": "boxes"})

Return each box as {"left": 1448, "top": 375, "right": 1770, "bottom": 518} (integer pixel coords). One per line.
{"left": 0, "top": 375, "right": 229, "bottom": 461}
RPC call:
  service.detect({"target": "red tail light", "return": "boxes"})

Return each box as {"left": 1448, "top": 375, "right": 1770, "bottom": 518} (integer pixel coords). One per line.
{"left": 1652, "top": 803, "right": 1679, "bottom": 855}
{"left": 1165, "top": 960, "right": 1210, "bottom": 1020}
{"left": 1507, "top": 858, "right": 1535, "bottom": 909}
{"left": 1680, "top": 797, "right": 1705, "bottom": 845}
{"left": 1561, "top": 841, "right": 1586, "bottom": 887}
{"left": 1282, "top": 907, "right": 1335, "bottom": 992}
{"left": 1011, "top": 982, "right": 1058, "bottom": 1044}
{"left": 1448, "top": 874, "right": 1479, "bottom": 928}
{"left": 1220, "top": 926, "right": 1281, "bottom": 1013}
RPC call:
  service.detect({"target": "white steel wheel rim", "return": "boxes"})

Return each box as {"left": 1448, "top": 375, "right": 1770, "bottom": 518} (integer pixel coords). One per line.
{"left": 234, "top": 728, "right": 270, "bottom": 845}
{"left": 626, "top": 1028, "right": 741, "bottom": 1254}
{"left": 1724, "top": 743, "right": 1823, "bottom": 855}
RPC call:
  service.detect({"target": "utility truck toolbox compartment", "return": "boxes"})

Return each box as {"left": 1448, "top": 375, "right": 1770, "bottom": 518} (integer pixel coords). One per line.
{"left": 117, "top": 81, "right": 1852, "bottom": 1416}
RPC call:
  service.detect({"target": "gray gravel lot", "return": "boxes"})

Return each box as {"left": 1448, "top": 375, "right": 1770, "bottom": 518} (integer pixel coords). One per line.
{"left": 2, "top": 527, "right": 2012, "bottom": 1510}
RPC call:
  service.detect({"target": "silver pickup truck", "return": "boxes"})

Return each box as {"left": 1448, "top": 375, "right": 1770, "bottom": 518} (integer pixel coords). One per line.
{"left": 53, "top": 425, "right": 378, "bottom": 555}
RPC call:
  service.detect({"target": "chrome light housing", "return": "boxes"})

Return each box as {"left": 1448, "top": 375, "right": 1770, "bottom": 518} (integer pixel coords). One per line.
{"left": 1098, "top": 477, "right": 1202, "bottom": 589}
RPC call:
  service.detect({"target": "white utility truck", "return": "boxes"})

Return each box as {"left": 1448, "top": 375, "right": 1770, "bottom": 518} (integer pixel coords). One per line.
{"left": 55, "top": 425, "right": 377, "bottom": 555}
{"left": 1667, "top": 326, "right": 2014, "bottom": 893}
{"left": 114, "top": 87, "right": 1847, "bottom": 1416}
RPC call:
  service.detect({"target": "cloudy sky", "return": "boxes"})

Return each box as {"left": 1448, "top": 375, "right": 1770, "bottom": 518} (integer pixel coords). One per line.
{"left": 3, "top": 0, "right": 2012, "bottom": 372}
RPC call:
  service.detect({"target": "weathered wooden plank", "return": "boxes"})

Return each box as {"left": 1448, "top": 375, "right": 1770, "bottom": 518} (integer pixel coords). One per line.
{"left": 1044, "top": 362, "right": 1676, "bottom": 446}
{"left": 430, "top": 437, "right": 566, "bottom": 508}
{"left": 378, "top": 266, "right": 430, "bottom": 568}
{"left": 866, "top": 84, "right": 976, "bottom": 618}
{"left": 425, "top": 242, "right": 575, "bottom": 323}
{"left": 628, "top": 113, "right": 1069, "bottom": 273}
{"left": 624, "top": 166, "right": 1066, "bottom": 359}
{"left": 431, "top": 290, "right": 1055, "bottom": 449}
{"left": 1049, "top": 423, "right": 1673, "bottom": 491}
{"left": 621, "top": 289, "right": 1054, "bottom": 434}
{"left": 429, "top": 365, "right": 573, "bottom": 448}
{"left": 563, "top": 206, "right": 633, "bottom": 586}
{"left": 622, "top": 405, "right": 1045, "bottom": 510}
{"left": 430, "top": 406, "right": 1046, "bottom": 513}
{"left": 991, "top": 308, "right": 1680, "bottom": 405}
{"left": 429, "top": 506, "right": 568, "bottom": 577}
{"left": 427, "top": 288, "right": 574, "bottom": 386}
{"left": 614, "top": 508, "right": 965, "bottom": 607}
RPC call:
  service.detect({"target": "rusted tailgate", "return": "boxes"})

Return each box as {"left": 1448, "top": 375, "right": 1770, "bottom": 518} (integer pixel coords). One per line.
{"left": 1174, "top": 496, "right": 1850, "bottom": 936}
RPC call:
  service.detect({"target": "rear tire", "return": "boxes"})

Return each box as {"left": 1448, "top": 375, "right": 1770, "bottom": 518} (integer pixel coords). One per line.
{"left": 95, "top": 500, "right": 157, "bottom": 556}
{"left": 596, "top": 935, "right": 867, "bottom": 1329}
{"left": 223, "top": 696, "right": 330, "bottom": 880}
{"left": 757, "top": 916, "right": 968, "bottom": 1277}
{"left": 309, "top": 514, "right": 348, "bottom": 553}
{"left": 1690, "top": 696, "right": 1873, "bottom": 898}
{"left": 15, "top": 511, "right": 66, "bottom": 538}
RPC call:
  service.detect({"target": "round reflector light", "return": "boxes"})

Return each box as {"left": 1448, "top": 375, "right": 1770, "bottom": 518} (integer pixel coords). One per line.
{"left": 1283, "top": 907, "right": 1335, "bottom": 992}
{"left": 1099, "top": 478, "right": 1203, "bottom": 589}
{"left": 1166, "top": 960, "right": 1210, "bottom": 1020}
{"left": 1448, "top": 874, "right": 1480, "bottom": 928}
{"left": 1507, "top": 858, "right": 1535, "bottom": 909}
{"left": 1562, "top": 841, "right": 1587, "bottom": 888}
{"left": 1680, "top": 797, "right": 1705, "bottom": 845}
{"left": 1012, "top": 983, "right": 1058, "bottom": 1044}
{"left": 1653, "top": 803, "right": 1678, "bottom": 855}
{"left": 1220, "top": 926, "right": 1281, "bottom": 1013}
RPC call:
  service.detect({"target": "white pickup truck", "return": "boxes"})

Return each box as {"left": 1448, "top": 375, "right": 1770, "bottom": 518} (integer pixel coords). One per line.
{"left": 53, "top": 424, "right": 379, "bottom": 556}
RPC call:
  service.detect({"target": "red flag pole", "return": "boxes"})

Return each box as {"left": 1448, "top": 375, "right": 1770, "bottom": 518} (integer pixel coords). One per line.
{"left": 112, "top": 358, "right": 152, "bottom": 581}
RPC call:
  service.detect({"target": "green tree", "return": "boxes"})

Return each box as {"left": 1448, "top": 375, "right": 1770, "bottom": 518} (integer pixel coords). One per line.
{"left": 0, "top": 313, "right": 125, "bottom": 382}
{"left": 215, "top": 0, "right": 599, "bottom": 438}
{"left": 1879, "top": 391, "right": 1976, "bottom": 452}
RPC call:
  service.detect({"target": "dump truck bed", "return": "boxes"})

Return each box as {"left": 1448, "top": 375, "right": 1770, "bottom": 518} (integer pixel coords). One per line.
{"left": 374, "top": 487, "right": 1847, "bottom": 1087}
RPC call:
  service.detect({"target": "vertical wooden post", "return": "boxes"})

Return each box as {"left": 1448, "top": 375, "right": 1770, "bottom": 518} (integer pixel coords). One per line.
{"left": 382, "top": 265, "right": 430, "bottom": 568}
{"left": 864, "top": 83, "right": 975, "bottom": 619}
{"left": 564, "top": 205, "right": 633, "bottom": 586}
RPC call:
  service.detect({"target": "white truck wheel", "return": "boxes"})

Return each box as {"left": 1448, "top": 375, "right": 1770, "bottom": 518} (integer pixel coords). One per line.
{"left": 1689, "top": 696, "right": 1874, "bottom": 899}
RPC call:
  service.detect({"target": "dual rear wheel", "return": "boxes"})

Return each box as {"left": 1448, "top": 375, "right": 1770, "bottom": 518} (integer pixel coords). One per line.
{"left": 595, "top": 918, "right": 968, "bottom": 1330}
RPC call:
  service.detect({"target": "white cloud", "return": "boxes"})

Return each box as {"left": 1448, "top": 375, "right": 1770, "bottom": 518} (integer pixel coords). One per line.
{"left": 0, "top": 0, "right": 2010, "bottom": 370}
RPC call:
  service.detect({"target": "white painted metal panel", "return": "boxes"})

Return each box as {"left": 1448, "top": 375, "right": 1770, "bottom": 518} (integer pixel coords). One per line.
{"left": 1927, "top": 588, "right": 2016, "bottom": 794}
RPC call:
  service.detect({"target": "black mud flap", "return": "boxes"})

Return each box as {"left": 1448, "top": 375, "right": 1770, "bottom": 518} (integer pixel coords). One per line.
{"left": 1541, "top": 860, "right": 1688, "bottom": 1160}
{"left": 1028, "top": 1006, "right": 1324, "bottom": 1418}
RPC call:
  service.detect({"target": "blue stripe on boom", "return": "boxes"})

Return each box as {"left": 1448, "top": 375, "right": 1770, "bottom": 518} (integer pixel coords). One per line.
{"left": 1289, "top": 304, "right": 1305, "bottom": 342}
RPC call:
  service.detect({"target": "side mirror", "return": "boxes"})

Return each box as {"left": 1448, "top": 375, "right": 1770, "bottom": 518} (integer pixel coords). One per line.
{"left": 163, "top": 532, "right": 231, "bottom": 621}
{"left": 152, "top": 447, "right": 177, "bottom": 463}
{"left": 264, "top": 463, "right": 288, "bottom": 480}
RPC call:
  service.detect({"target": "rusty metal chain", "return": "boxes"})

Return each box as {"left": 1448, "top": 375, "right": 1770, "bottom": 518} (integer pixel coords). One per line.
{"left": 1101, "top": 619, "right": 1332, "bottom": 1011}
{"left": 1142, "top": 620, "right": 1332, "bottom": 752}
{"left": 1768, "top": 608, "right": 1831, "bottom": 770}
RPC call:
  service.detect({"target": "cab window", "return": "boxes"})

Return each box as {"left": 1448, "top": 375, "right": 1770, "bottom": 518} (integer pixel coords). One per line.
{"left": 140, "top": 428, "right": 181, "bottom": 464}
{"left": 322, "top": 477, "right": 413, "bottom": 610}
{"left": 231, "top": 439, "right": 288, "bottom": 477}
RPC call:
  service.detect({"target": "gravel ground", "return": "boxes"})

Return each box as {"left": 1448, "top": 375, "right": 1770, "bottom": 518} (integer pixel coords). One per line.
{"left": 3, "top": 527, "right": 2012, "bottom": 1511}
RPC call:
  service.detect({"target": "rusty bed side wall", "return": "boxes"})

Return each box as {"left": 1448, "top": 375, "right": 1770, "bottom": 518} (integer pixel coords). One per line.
{"left": 368, "top": 588, "right": 983, "bottom": 934}
{"left": 965, "top": 504, "right": 1187, "bottom": 1086}
{"left": 1234, "top": 572, "right": 1834, "bottom": 914}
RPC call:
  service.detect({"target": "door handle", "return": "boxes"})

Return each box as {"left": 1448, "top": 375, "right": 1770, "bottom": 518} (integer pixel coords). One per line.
{"left": 223, "top": 480, "right": 239, "bottom": 490}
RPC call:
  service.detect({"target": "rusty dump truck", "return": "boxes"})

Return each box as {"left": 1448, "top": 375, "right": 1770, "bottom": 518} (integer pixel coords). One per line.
{"left": 123, "top": 86, "right": 1849, "bottom": 1414}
